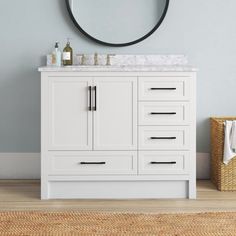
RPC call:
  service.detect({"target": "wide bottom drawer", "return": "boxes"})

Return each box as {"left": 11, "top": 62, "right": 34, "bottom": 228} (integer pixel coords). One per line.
{"left": 139, "top": 151, "right": 190, "bottom": 175}
{"left": 48, "top": 151, "right": 137, "bottom": 175}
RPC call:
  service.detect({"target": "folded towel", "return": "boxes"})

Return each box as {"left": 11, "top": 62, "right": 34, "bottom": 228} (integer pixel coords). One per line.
{"left": 231, "top": 121, "right": 236, "bottom": 151}
{"left": 224, "top": 120, "right": 236, "bottom": 164}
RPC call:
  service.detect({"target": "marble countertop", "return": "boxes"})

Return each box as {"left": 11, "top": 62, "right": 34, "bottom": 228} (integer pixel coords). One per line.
{"left": 38, "top": 65, "right": 197, "bottom": 72}
{"left": 40, "top": 55, "right": 197, "bottom": 72}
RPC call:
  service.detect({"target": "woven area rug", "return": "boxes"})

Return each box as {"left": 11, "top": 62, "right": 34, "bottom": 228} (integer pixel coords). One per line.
{"left": 0, "top": 211, "right": 236, "bottom": 236}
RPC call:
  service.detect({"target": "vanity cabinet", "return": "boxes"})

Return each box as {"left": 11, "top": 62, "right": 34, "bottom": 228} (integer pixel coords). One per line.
{"left": 40, "top": 69, "right": 196, "bottom": 200}
{"left": 47, "top": 76, "right": 137, "bottom": 151}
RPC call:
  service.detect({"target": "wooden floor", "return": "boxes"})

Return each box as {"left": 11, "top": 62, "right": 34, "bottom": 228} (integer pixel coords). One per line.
{"left": 0, "top": 180, "right": 236, "bottom": 213}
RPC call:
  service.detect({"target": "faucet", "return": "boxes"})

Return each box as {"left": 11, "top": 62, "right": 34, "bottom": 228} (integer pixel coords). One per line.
{"left": 94, "top": 53, "right": 98, "bottom": 66}
{"left": 106, "top": 54, "right": 116, "bottom": 66}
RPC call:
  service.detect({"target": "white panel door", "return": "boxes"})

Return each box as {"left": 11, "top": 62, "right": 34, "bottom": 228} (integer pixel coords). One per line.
{"left": 48, "top": 77, "right": 92, "bottom": 150}
{"left": 93, "top": 77, "right": 137, "bottom": 150}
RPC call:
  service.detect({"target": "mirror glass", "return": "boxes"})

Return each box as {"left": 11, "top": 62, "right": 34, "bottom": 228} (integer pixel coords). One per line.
{"left": 69, "top": 0, "right": 167, "bottom": 44}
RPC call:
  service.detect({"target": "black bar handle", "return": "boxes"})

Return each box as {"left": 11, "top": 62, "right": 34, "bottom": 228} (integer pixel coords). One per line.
{"left": 150, "top": 161, "right": 177, "bottom": 165}
{"left": 88, "top": 86, "right": 92, "bottom": 111}
{"left": 150, "top": 137, "right": 176, "bottom": 140}
{"left": 150, "top": 112, "right": 176, "bottom": 115}
{"left": 94, "top": 86, "right": 97, "bottom": 111}
{"left": 150, "top": 88, "right": 176, "bottom": 90}
{"left": 79, "top": 162, "right": 106, "bottom": 165}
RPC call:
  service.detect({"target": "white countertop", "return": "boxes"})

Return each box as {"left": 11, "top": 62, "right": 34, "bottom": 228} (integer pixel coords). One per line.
{"left": 38, "top": 65, "right": 197, "bottom": 72}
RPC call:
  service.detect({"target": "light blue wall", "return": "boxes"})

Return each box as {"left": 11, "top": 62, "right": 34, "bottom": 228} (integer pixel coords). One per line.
{"left": 72, "top": 0, "right": 165, "bottom": 43}
{"left": 0, "top": 0, "right": 236, "bottom": 153}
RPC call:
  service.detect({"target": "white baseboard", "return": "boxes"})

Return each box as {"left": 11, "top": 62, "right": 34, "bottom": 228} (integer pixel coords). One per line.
{"left": 0, "top": 152, "right": 210, "bottom": 180}
{"left": 0, "top": 153, "right": 40, "bottom": 179}
{"left": 196, "top": 152, "right": 211, "bottom": 180}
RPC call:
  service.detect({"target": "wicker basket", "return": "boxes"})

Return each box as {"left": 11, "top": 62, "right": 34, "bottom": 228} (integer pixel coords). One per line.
{"left": 211, "top": 117, "right": 236, "bottom": 191}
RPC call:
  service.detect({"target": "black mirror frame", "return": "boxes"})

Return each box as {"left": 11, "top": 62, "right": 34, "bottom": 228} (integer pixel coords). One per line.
{"left": 65, "top": 0, "right": 169, "bottom": 47}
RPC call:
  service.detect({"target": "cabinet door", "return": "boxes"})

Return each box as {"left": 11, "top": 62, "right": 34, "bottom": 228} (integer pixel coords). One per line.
{"left": 48, "top": 77, "right": 92, "bottom": 150}
{"left": 93, "top": 77, "right": 137, "bottom": 150}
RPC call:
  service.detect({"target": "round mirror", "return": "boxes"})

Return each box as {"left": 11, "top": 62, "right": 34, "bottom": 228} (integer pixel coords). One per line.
{"left": 65, "top": 0, "right": 169, "bottom": 47}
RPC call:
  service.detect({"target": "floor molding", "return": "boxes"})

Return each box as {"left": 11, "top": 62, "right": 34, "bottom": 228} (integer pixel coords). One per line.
{"left": 196, "top": 152, "right": 210, "bottom": 180}
{"left": 0, "top": 153, "right": 40, "bottom": 179}
{"left": 0, "top": 152, "right": 210, "bottom": 180}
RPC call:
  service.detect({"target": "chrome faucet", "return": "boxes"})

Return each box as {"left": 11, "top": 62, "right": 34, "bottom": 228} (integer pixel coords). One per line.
{"left": 94, "top": 53, "right": 98, "bottom": 66}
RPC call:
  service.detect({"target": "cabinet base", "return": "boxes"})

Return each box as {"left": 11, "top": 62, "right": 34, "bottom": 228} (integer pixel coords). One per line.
{"left": 42, "top": 180, "right": 195, "bottom": 199}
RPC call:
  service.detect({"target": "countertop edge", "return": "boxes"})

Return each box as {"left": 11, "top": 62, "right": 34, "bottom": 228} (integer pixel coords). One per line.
{"left": 38, "top": 66, "right": 198, "bottom": 72}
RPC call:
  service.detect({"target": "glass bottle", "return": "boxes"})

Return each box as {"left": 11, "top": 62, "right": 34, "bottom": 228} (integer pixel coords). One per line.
{"left": 63, "top": 38, "right": 73, "bottom": 66}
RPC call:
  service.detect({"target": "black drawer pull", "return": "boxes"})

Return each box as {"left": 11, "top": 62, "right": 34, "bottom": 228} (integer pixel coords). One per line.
{"left": 150, "top": 161, "right": 177, "bottom": 165}
{"left": 79, "top": 162, "right": 106, "bottom": 165}
{"left": 150, "top": 112, "right": 176, "bottom": 115}
{"left": 150, "top": 88, "right": 176, "bottom": 90}
{"left": 150, "top": 137, "right": 176, "bottom": 140}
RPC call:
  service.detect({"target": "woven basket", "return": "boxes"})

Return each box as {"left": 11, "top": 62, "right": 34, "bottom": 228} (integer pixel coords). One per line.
{"left": 211, "top": 117, "right": 236, "bottom": 191}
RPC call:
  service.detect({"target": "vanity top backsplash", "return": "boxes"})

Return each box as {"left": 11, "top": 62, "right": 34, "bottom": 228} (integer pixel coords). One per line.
{"left": 39, "top": 54, "right": 197, "bottom": 72}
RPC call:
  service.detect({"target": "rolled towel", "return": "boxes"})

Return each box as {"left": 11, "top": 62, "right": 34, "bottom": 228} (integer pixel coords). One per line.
{"left": 224, "top": 120, "right": 236, "bottom": 164}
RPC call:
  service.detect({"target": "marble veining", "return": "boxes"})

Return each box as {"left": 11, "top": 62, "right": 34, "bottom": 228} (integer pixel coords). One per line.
{"left": 112, "top": 54, "right": 189, "bottom": 66}
{"left": 39, "top": 55, "right": 197, "bottom": 72}
{"left": 39, "top": 65, "right": 196, "bottom": 72}
{"left": 74, "top": 54, "right": 189, "bottom": 66}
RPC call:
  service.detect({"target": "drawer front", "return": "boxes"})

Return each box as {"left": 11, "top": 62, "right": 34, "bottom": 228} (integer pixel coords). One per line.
{"left": 139, "top": 126, "right": 190, "bottom": 150}
{"left": 48, "top": 151, "right": 137, "bottom": 175}
{"left": 139, "top": 151, "right": 190, "bottom": 175}
{"left": 139, "top": 77, "right": 190, "bottom": 101}
{"left": 139, "top": 102, "right": 190, "bottom": 125}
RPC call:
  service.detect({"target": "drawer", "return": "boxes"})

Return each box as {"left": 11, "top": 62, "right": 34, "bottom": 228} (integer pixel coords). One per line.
{"left": 139, "top": 102, "right": 190, "bottom": 125}
{"left": 48, "top": 151, "right": 137, "bottom": 175}
{"left": 138, "top": 151, "right": 190, "bottom": 175}
{"left": 139, "top": 126, "right": 190, "bottom": 150}
{"left": 139, "top": 77, "right": 190, "bottom": 101}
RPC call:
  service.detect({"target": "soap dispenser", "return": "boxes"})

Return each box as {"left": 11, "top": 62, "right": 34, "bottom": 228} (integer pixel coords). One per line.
{"left": 52, "top": 42, "right": 62, "bottom": 67}
{"left": 63, "top": 38, "right": 73, "bottom": 66}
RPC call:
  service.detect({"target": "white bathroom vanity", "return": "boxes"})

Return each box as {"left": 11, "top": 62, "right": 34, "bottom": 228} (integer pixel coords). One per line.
{"left": 39, "top": 55, "right": 196, "bottom": 199}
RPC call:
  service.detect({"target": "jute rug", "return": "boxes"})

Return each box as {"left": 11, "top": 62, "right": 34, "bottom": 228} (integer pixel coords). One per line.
{"left": 0, "top": 211, "right": 236, "bottom": 236}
